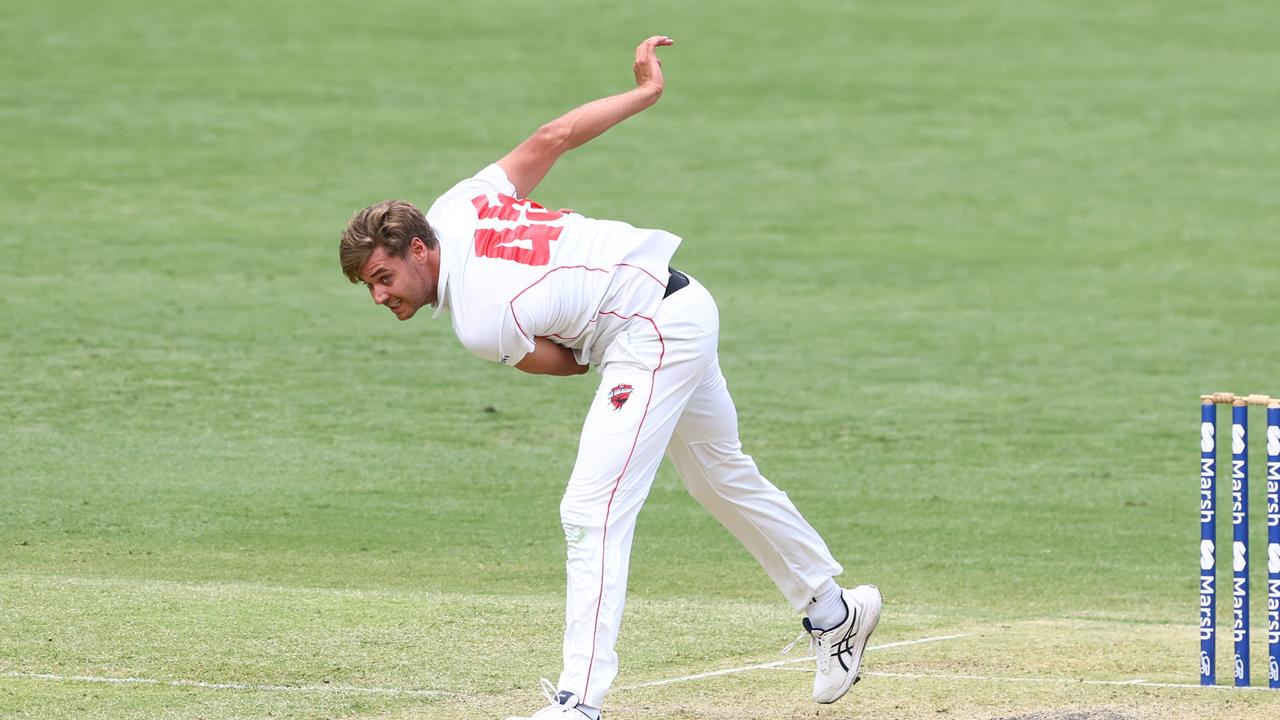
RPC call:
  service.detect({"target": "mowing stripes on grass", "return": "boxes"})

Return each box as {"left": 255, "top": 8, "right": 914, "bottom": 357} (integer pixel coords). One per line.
{"left": 8, "top": 0, "right": 1280, "bottom": 717}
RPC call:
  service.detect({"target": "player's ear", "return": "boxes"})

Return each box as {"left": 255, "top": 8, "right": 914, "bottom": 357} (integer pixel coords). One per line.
{"left": 410, "top": 236, "right": 428, "bottom": 258}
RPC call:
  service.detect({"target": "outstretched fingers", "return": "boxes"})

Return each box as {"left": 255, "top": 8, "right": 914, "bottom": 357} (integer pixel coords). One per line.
{"left": 635, "top": 35, "right": 674, "bottom": 60}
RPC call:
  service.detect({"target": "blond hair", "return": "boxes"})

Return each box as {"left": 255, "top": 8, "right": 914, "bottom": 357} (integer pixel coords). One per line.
{"left": 339, "top": 200, "right": 437, "bottom": 282}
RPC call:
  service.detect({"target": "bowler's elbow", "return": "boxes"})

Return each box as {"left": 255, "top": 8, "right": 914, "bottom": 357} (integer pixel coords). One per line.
{"left": 532, "top": 121, "right": 572, "bottom": 155}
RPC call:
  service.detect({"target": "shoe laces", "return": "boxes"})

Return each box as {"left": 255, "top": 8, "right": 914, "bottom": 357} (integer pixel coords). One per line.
{"left": 538, "top": 677, "right": 558, "bottom": 705}
{"left": 782, "top": 628, "right": 832, "bottom": 674}
{"left": 532, "top": 679, "right": 588, "bottom": 718}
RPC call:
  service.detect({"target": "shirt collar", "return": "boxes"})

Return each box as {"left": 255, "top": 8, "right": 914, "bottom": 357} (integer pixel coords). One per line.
{"left": 431, "top": 240, "right": 453, "bottom": 319}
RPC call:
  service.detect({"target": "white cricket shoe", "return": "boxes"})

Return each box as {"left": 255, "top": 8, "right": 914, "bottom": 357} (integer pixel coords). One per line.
{"left": 506, "top": 679, "right": 597, "bottom": 720}
{"left": 785, "top": 584, "right": 882, "bottom": 704}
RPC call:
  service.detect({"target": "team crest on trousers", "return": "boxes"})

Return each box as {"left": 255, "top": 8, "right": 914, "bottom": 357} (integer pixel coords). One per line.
{"left": 608, "top": 384, "right": 634, "bottom": 410}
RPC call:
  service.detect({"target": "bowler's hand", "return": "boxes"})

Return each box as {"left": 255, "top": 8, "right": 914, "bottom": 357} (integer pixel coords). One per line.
{"left": 634, "top": 36, "right": 674, "bottom": 97}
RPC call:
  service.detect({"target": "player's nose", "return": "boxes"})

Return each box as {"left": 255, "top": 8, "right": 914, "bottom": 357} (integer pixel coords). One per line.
{"left": 371, "top": 286, "right": 389, "bottom": 305}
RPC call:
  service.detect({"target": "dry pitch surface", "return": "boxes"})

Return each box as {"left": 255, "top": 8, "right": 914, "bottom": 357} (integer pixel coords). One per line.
{"left": 6, "top": 611, "right": 1279, "bottom": 719}
{"left": 542, "top": 619, "right": 1279, "bottom": 720}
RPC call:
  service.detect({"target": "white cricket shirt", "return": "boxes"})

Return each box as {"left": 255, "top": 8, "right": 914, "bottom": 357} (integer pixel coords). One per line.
{"left": 425, "top": 164, "right": 682, "bottom": 367}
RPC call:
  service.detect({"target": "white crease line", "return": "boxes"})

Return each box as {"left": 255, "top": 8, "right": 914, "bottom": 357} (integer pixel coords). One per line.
{"left": 858, "top": 670, "right": 1278, "bottom": 692}
{"left": 1, "top": 671, "right": 446, "bottom": 698}
{"left": 614, "top": 633, "right": 970, "bottom": 691}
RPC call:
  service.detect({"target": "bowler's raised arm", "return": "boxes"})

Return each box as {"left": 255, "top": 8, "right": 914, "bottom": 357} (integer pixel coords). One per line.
{"left": 497, "top": 36, "right": 674, "bottom": 198}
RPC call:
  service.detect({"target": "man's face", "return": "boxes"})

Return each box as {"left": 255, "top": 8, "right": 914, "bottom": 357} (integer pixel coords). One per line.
{"left": 357, "top": 238, "right": 438, "bottom": 321}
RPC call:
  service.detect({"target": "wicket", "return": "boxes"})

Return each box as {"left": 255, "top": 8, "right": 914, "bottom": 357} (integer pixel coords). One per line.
{"left": 1199, "top": 392, "right": 1280, "bottom": 688}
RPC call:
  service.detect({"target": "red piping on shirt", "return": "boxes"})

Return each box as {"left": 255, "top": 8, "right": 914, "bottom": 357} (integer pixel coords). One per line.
{"left": 507, "top": 264, "right": 668, "bottom": 345}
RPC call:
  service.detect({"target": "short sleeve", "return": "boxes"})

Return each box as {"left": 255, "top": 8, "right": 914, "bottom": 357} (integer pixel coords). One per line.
{"left": 470, "top": 164, "right": 517, "bottom": 197}
{"left": 428, "top": 165, "right": 515, "bottom": 215}
{"left": 426, "top": 164, "right": 519, "bottom": 242}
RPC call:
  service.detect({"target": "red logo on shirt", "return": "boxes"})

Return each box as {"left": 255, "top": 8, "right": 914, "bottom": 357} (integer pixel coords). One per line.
{"left": 471, "top": 194, "right": 565, "bottom": 266}
{"left": 608, "top": 384, "right": 634, "bottom": 410}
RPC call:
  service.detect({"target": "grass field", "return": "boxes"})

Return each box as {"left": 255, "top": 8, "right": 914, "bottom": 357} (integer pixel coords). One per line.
{"left": 3, "top": 1, "right": 1280, "bottom": 718}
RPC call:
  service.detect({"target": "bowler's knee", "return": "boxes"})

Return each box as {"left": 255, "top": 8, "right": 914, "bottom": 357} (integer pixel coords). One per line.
{"left": 679, "top": 441, "right": 761, "bottom": 494}
{"left": 560, "top": 494, "right": 599, "bottom": 530}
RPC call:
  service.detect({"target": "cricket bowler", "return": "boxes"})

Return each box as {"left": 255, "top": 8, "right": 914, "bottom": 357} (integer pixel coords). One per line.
{"left": 338, "top": 36, "right": 881, "bottom": 720}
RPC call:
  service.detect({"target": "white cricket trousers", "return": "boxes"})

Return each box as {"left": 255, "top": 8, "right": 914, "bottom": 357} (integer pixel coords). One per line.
{"left": 557, "top": 275, "right": 843, "bottom": 708}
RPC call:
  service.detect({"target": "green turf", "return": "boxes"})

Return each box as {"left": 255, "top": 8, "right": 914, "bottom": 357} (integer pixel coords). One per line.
{"left": 3, "top": 0, "right": 1280, "bottom": 717}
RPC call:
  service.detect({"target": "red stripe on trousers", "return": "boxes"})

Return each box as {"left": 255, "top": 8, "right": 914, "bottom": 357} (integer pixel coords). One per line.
{"left": 580, "top": 311, "right": 665, "bottom": 702}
